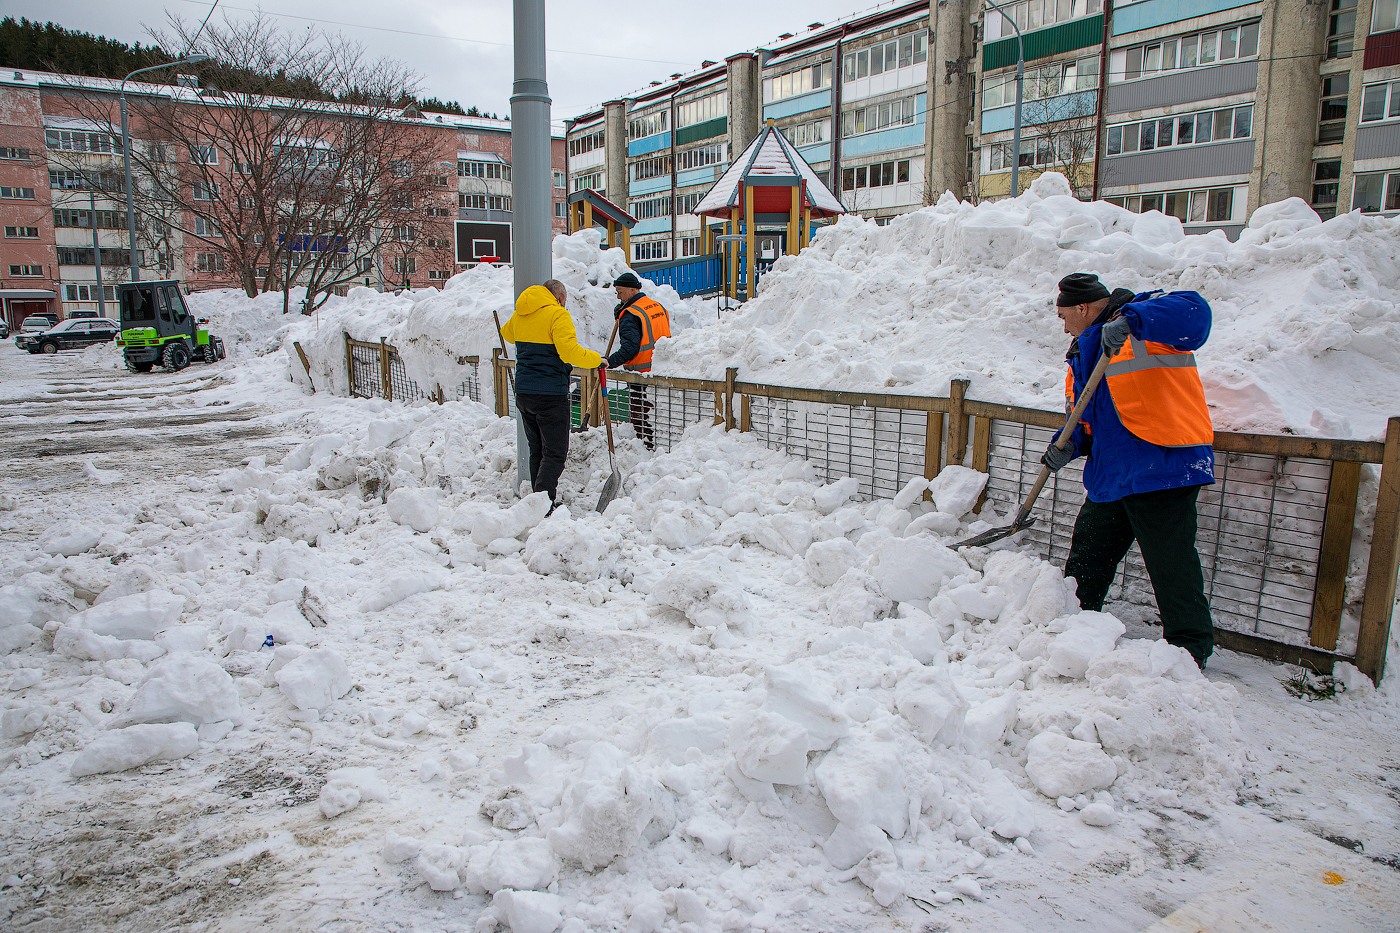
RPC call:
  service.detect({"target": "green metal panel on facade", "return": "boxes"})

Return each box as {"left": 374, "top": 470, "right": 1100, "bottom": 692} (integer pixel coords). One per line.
{"left": 676, "top": 117, "right": 728, "bottom": 147}
{"left": 982, "top": 14, "right": 1104, "bottom": 71}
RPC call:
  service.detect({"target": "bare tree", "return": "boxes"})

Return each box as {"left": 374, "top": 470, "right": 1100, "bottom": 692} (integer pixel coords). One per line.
{"left": 985, "top": 70, "right": 1099, "bottom": 199}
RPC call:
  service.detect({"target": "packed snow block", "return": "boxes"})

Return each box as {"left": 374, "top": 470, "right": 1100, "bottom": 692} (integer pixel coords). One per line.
{"left": 503, "top": 744, "right": 553, "bottom": 784}
{"left": 1024, "top": 732, "right": 1117, "bottom": 799}
{"left": 815, "top": 736, "right": 909, "bottom": 839}
{"left": 731, "top": 710, "right": 810, "bottom": 785}
{"left": 1079, "top": 802, "right": 1116, "bottom": 827}
{"left": 71, "top": 722, "right": 199, "bottom": 776}
{"left": 259, "top": 601, "right": 318, "bottom": 646}
{"left": 891, "top": 476, "right": 931, "bottom": 511}
{"left": 975, "top": 768, "right": 1037, "bottom": 840}
{"left": 37, "top": 521, "right": 103, "bottom": 557}
{"left": 814, "top": 477, "right": 860, "bottom": 515}
{"left": 382, "top": 831, "right": 423, "bottom": 864}
{"left": 826, "top": 569, "right": 893, "bottom": 627}
{"left": 1149, "top": 640, "right": 1202, "bottom": 681}
{"left": 895, "top": 667, "right": 968, "bottom": 747}
{"left": 683, "top": 814, "right": 735, "bottom": 856}
{"left": 0, "top": 623, "right": 42, "bottom": 654}
{"left": 1, "top": 574, "right": 84, "bottom": 626}
{"left": 465, "top": 838, "right": 559, "bottom": 894}
{"left": 263, "top": 502, "right": 338, "bottom": 545}
{"left": 78, "top": 591, "right": 184, "bottom": 641}
{"left": 366, "top": 418, "right": 415, "bottom": 449}
{"left": 471, "top": 507, "right": 527, "bottom": 547}
{"left": 417, "top": 843, "right": 466, "bottom": 891}
{"left": 52, "top": 624, "right": 161, "bottom": 663}
{"left": 904, "top": 511, "right": 959, "bottom": 538}
{"left": 276, "top": 648, "right": 353, "bottom": 711}
{"left": 647, "top": 714, "right": 727, "bottom": 763}
{"left": 2, "top": 705, "right": 47, "bottom": 739}
{"left": 357, "top": 567, "right": 450, "bottom": 613}
{"left": 804, "top": 538, "right": 860, "bottom": 587}
{"left": 648, "top": 566, "right": 753, "bottom": 632}
{"left": 524, "top": 517, "right": 615, "bottom": 583}
{"left": 650, "top": 507, "right": 717, "bottom": 550}
{"left": 510, "top": 492, "right": 553, "bottom": 534}
{"left": 547, "top": 744, "right": 661, "bottom": 871}
{"left": 112, "top": 655, "right": 242, "bottom": 727}
{"left": 493, "top": 889, "right": 565, "bottom": 933}
{"left": 822, "top": 821, "right": 892, "bottom": 871}
{"left": 867, "top": 537, "right": 967, "bottom": 603}
{"left": 980, "top": 550, "right": 1043, "bottom": 619}
{"left": 1044, "top": 612, "right": 1126, "bottom": 679}
{"left": 386, "top": 487, "right": 440, "bottom": 533}
{"left": 698, "top": 470, "right": 730, "bottom": 508}
{"left": 319, "top": 781, "right": 362, "bottom": 818}
{"left": 751, "top": 514, "right": 813, "bottom": 557}
{"left": 885, "top": 605, "right": 945, "bottom": 662}
{"left": 943, "top": 583, "right": 1006, "bottom": 621}
{"left": 927, "top": 466, "right": 988, "bottom": 519}
{"left": 963, "top": 692, "right": 1020, "bottom": 754}
{"left": 763, "top": 666, "right": 849, "bottom": 751}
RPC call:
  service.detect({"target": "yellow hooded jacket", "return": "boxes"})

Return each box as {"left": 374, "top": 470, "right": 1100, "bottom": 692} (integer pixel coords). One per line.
{"left": 500, "top": 285, "right": 602, "bottom": 395}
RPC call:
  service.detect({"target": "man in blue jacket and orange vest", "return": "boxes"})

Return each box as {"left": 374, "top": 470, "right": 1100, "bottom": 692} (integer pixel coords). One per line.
{"left": 1041, "top": 272, "right": 1216, "bottom": 668}
{"left": 500, "top": 279, "right": 602, "bottom": 508}
{"left": 604, "top": 272, "right": 671, "bottom": 451}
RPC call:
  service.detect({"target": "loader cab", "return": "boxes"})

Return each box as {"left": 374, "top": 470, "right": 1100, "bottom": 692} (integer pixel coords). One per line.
{"left": 119, "top": 280, "right": 193, "bottom": 340}
{"left": 116, "top": 279, "right": 224, "bottom": 373}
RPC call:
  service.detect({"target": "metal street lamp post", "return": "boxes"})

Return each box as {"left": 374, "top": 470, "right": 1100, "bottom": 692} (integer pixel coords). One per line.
{"left": 984, "top": 0, "right": 1025, "bottom": 197}
{"left": 120, "top": 54, "right": 211, "bottom": 282}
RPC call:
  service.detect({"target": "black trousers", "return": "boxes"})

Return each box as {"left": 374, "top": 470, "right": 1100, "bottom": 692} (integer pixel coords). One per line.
{"left": 629, "top": 383, "right": 654, "bottom": 451}
{"left": 516, "top": 394, "right": 571, "bottom": 501}
{"left": 1064, "top": 484, "right": 1214, "bottom": 667}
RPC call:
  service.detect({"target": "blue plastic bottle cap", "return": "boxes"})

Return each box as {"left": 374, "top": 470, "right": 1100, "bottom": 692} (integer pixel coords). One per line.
{"left": 263, "top": 635, "right": 275, "bottom": 648}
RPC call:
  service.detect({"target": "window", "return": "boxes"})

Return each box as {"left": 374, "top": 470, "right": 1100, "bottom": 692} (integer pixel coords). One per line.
{"left": 0, "top": 147, "right": 30, "bottom": 161}
{"left": 841, "top": 159, "right": 912, "bottom": 189}
{"left": 554, "top": 201, "right": 566, "bottom": 218}
{"left": 1329, "top": 0, "right": 1358, "bottom": 58}
{"left": 1375, "top": 0, "right": 1400, "bottom": 32}
{"left": 425, "top": 236, "right": 451, "bottom": 248}
{"left": 628, "top": 110, "right": 669, "bottom": 140}
{"left": 194, "top": 217, "right": 218, "bottom": 237}
{"left": 239, "top": 196, "right": 256, "bottom": 209}
{"left": 634, "top": 239, "right": 668, "bottom": 261}
{"left": 765, "top": 62, "right": 833, "bottom": 103}
{"left": 553, "top": 171, "right": 566, "bottom": 188}
{"left": 234, "top": 160, "right": 255, "bottom": 175}
{"left": 394, "top": 257, "right": 417, "bottom": 274}
{"left": 4, "top": 226, "right": 39, "bottom": 238}
{"left": 392, "top": 225, "right": 416, "bottom": 241}
{"left": 57, "top": 247, "right": 132, "bottom": 266}
{"left": 1352, "top": 172, "right": 1400, "bottom": 212}
{"left": 392, "top": 193, "right": 414, "bottom": 208}
{"left": 677, "top": 144, "right": 726, "bottom": 171}
{"left": 458, "top": 160, "right": 509, "bottom": 180}
{"left": 573, "top": 171, "right": 602, "bottom": 191}
{"left": 631, "top": 154, "right": 672, "bottom": 182}
{"left": 428, "top": 270, "right": 450, "bottom": 280}
{"left": 1110, "top": 21, "right": 1260, "bottom": 82}
{"left": 10, "top": 264, "right": 43, "bottom": 276}
{"left": 191, "top": 144, "right": 218, "bottom": 165}
{"left": 782, "top": 119, "right": 829, "bottom": 147}
{"left": 1, "top": 186, "right": 35, "bottom": 199}
{"left": 192, "top": 182, "right": 220, "bottom": 201}
{"left": 1313, "top": 161, "right": 1341, "bottom": 207}
{"left": 984, "top": 55, "right": 1099, "bottom": 108}
{"left": 391, "top": 161, "right": 411, "bottom": 178}
{"left": 677, "top": 90, "right": 728, "bottom": 126}
{"left": 986, "top": 131, "right": 1093, "bottom": 171}
{"left": 840, "top": 95, "right": 918, "bottom": 137}
{"left": 489, "top": 196, "right": 512, "bottom": 212}
{"left": 628, "top": 194, "right": 672, "bottom": 219}
{"left": 1319, "top": 75, "right": 1350, "bottom": 143}
{"left": 676, "top": 191, "right": 705, "bottom": 214}
{"left": 44, "top": 129, "right": 115, "bottom": 153}
{"left": 461, "top": 194, "right": 486, "bottom": 209}
{"left": 64, "top": 284, "right": 117, "bottom": 302}
{"left": 1360, "top": 81, "right": 1400, "bottom": 123}
{"left": 680, "top": 236, "right": 704, "bottom": 257}
{"left": 842, "top": 32, "right": 927, "bottom": 84}
{"left": 984, "top": 0, "right": 1102, "bottom": 40}
{"left": 197, "top": 253, "right": 226, "bottom": 273}
{"left": 1106, "top": 104, "right": 1253, "bottom": 155}
{"left": 568, "top": 128, "right": 605, "bottom": 158}
{"left": 50, "top": 170, "right": 88, "bottom": 190}
{"left": 1106, "top": 186, "right": 1239, "bottom": 223}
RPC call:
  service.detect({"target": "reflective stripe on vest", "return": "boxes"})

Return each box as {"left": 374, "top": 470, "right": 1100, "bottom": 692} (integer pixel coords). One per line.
{"left": 1103, "top": 335, "right": 1214, "bottom": 447}
{"left": 621, "top": 297, "right": 672, "bottom": 372}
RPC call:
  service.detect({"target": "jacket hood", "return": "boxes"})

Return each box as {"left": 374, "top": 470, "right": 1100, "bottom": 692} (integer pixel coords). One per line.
{"left": 515, "top": 285, "right": 560, "bottom": 318}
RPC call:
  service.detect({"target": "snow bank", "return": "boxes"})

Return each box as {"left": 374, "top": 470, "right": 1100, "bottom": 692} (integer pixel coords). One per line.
{"left": 659, "top": 175, "right": 1400, "bottom": 438}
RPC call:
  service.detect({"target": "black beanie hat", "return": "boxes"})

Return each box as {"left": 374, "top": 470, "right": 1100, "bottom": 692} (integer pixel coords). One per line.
{"left": 613, "top": 272, "right": 641, "bottom": 289}
{"left": 1056, "top": 272, "right": 1111, "bottom": 307}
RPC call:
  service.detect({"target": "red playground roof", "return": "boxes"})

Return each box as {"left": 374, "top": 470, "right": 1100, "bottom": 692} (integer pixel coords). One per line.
{"left": 692, "top": 124, "right": 846, "bottom": 219}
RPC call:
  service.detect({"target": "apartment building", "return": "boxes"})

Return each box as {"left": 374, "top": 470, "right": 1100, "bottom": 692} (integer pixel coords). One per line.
{"left": 567, "top": 0, "right": 1400, "bottom": 264}
{"left": 0, "top": 68, "right": 566, "bottom": 328}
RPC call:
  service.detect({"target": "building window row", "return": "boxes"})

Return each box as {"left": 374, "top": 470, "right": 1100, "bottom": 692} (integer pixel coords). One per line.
{"left": 1104, "top": 187, "right": 1237, "bottom": 224}
{"left": 57, "top": 247, "right": 134, "bottom": 266}
{"left": 842, "top": 32, "right": 926, "bottom": 83}
{"left": 5, "top": 226, "right": 40, "bottom": 238}
{"left": 459, "top": 160, "right": 510, "bottom": 180}
{"left": 1110, "top": 21, "right": 1259, "bottom": 83}
{"left": 678, "top": 143, "right": 726, "bottom": 171}
{"left": 984, "top": 56, "right": 1098, "bottom": 109}
{"left": 460, "top": 194, "right": 512, "bottom": 211}
{"left": 678, "top": 91, "right": 727, "bottom": 127}
{"left": 632, "top": 154, "right": 671, "bottom": 182}
{"left": 65, "top": 284, "right": 117, "bottom": 302}
{"left": 629, "top": 194, "right": 672, "bottom": 219}
{"left": 782, "top": 118, "right": 829, "bottom": 148}
{"left": 986, "top": 131, "right": 1093, "bottom": 171}
{"left": 50, "top": 170, "right": 123, "bottom": 192}
{"left": 9, "top": 264, "right": 44, "bottom": 276}
{"left": 0, "top": 146, "right": 32, "bottom": 161}
{"left": 192, "top": 181, "right": 220, "bottom": 201}
{"left": 766, "top": 62, "right": 833, "bottom": 103}
{"left": 44, "top": 129, "right": 116, "bottom": 153}
{"left": 54, "top": 208, "right": 127, "bottom": 229}
{"left": 841, "top": 95, "right": 917, "bottom": 137}
{"left": 1353, "top": 171, "right": 1400, "bottom": 213}
{"left": 680, "top": 235, "right": 704, "bottom": 257}
{"left": 568, "top": 128, "right": 605, "bottom": 158}
{"left": 428, "top": 269, "right": 451, "bottom": 280}
{"left": 842, "top": 159, "right": 911, "bottom": 191}
{"left": 573, "top": 171, "right": 602, "bottom": 192}
{"left": 629, "top": 110, "right": 669, "bottom": 141}
{"left": 1, "top": 186, "right": 36, "bottom": 200}
{"left": 984, "top": 0, "right": 1102, "bottom": 41}
{"left": 676, "top": 191, "right": 704, "bottom": 214}
{"left": 1106, "top": 104, "right": 1253, "bottom": 156}
{"left": 634, "top": 239, "right": 668, "bottom": 261}
{"left": 1361, "top": 81, "right": 1400, "bottom": 123}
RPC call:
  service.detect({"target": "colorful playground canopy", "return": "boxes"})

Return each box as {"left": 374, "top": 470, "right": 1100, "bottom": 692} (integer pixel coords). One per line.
{"left": 691, "top": 123, "right": 846, "bottom": 219}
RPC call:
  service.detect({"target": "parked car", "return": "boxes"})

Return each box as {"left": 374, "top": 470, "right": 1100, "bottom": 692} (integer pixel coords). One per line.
{"left": 67, "top": 309, "right": 100, "bottom": 319}
{"left": 0, "top": 321, "right": 8, "bottom": 339}
{"left": 22, "top": 318, "right": 120, "bottom": 354}
{"left": 13, "top": 317, "right": 55, "bottom": 349}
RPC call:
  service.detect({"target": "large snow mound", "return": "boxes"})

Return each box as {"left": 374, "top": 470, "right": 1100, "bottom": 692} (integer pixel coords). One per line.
{"left": 659, "top": 175, "right": 1400, "bottom": 438}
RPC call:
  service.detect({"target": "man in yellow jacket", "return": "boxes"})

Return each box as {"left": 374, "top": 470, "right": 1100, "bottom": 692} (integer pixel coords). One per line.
{"left": 500, "top": 280, "right": 602, "bottom": 507}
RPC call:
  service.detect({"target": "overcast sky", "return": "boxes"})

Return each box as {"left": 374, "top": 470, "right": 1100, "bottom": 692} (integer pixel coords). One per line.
{"left": 9, "top": 0, "right": 872, "bottom": 127}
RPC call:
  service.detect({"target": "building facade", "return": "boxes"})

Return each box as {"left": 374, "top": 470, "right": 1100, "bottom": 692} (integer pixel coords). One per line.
{"left": 0, "top": 68, "right": 566, "bottom": 328}
{"left": 567, "top": 0, "right": 1400, "bottom": 263}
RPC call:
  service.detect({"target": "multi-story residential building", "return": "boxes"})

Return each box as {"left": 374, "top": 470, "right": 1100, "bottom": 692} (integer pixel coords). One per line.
{"left": 0, "top": 68, "right": 566, "bottom": 328}
{"left": 568, "top": 0, "right": 1400, "bottom": 264}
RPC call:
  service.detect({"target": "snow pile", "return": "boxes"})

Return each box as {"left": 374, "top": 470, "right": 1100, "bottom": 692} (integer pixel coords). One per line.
{"left": 659, "top": 174, "right": 1400, "bottom": 438}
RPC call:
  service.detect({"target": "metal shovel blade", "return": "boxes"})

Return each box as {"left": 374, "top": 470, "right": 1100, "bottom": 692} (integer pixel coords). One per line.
{"left": 953, "top": 514, "right": 1036, "bottom": 549}
{"left": 595, "top": 467, "right": 622, "bottom": 513}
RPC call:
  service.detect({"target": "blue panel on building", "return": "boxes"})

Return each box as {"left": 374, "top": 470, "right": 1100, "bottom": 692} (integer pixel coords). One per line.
{"left": 677, "top": 165, "right": 726, "bottom": 188}
{"left": 1113, "top": 0, "right": 1257, "bottom": 36}
{"left": 629, "top": 175, "right": 671, "bottom": 197}
{"left": 763, "top": 89, "right": 833, "bottom": 121}
{"left": 981, "top": 90, "right": 1097, "bottom": 135}
{"left": 841, "top": 123, "right": 925, "bottom": 158}
{"left": 798, "top": 143, "right": 832, "bottom": 164}
{"left": 628, "top": 132, "right": 672, "bottom": 156}
{"left": 631, "top": 217, "right": 673, "bottom": 236}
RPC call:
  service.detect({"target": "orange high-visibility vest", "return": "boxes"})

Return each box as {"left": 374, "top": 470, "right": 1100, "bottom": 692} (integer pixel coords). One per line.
{"left": 1067, "top": 334, "right": 1213, "bottom": 448}
{"left": 621, "top": 296, "right": 671, "bottom": 372}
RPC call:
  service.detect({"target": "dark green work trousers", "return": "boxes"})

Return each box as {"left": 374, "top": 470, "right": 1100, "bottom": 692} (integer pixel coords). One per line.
{"left": 1064, "top": 484, "right": 1214, "bottom": 667}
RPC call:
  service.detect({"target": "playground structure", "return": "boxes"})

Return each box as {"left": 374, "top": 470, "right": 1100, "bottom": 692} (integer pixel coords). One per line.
{"left": 565, "top": 189, "right": 637, "bottom": 258}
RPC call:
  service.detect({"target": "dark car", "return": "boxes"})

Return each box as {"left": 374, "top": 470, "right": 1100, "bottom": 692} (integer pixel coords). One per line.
{"left": 0, "top": 321, "right": 8, "bottom": 339}
{"left": 25, "top": 318, "right": 120, "bottom": 354}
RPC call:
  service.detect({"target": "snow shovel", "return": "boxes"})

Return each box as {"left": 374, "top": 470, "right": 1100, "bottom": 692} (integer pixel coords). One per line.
{"left": 595, "top": 366, "right": 622, "bottom": 512}
{"left": 953, "top": 348, "right": 1113, "bottom": 549}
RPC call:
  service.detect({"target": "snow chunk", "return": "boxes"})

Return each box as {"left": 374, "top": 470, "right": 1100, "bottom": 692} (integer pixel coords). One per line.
{"left": 465, "top": 837, "right": 560, "bottom": 894}
{"left": 732, "top": 710, "right": 809, "bottom": 785}
{"left": 38, "top": 522, "right": 103, "bottom": 557}
{"left": 763, "top": 665, "right": 850, "bottom": 751}
{"left": 868, "top": 537, "right": 967, "bottom": 603}
{"left": 976, "top": 768, "right": 1038, "bottom": 840}
{"left": 357, "top": 567, "right": 450, "bottom": 612}
{"left": 524, "top": 512, "right": 616, "bottom": 582}
{"left": 1045, "top": 611, "right": 1125, "bottom": 679}
{"left": 1024, "top": 732, "right": 1117, "bottom": 799}
{"left": 2, "top": 705, "right": 47, "bottom": 738}
{"left": 71, "top": 723, "right": 199, "bottom": 776}
{"left": 386, "top": 487, "right": 440, "bottom": 533}
{"left": 963, "top": 692, "right": 1020, "bottom": 754}
{"left": 814, "top": 477, "right": 860, "bottom": 514}
{"left": 78, "top": 591, "right": 185, "bottom": 640}
{"left": 895, "top": 667, "right": 968, "bottom": 747}
{"left": 804, "top": 538, "right": 860, "bottom": 587}
{"left": 112, "top": 655, "right": 242, "bottom": 727}
{"left": 493, "top": 889, "right": 564, "bottom": 933}
{"left": 276, "top": 648, "right": 353, "bottom": 711}
{"left": 649, "top": 565, "right": 752, "bottom": 632}
{"left": 815, "top": 736, "right": 908, "bottom": 838}
{"left": 927, "top": 466, "right": 988, "bottom": 518}
{"left": 547, "top": 743, "right": 661, "bottom": 871}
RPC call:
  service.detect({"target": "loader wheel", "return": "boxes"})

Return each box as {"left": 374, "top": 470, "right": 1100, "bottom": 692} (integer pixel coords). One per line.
{"left": 126, "top": 358, "right": 154, "bottom": 373}
{"left": 162, "top": 342, "right": 190, "bottom": 371}
{"left": 203, "top": 343, "right": 218, "bottom": 364}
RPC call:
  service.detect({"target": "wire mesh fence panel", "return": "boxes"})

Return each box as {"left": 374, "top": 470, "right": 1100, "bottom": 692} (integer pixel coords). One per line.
{"left": 348, "top": 343, "right": 383, "bottom": 399}
{"left": 647, "top": 386, "right": 717, "bottom": 452}
{"left": 386, "top": 353, "right": 481, "bottom": 403}
{"left": 981, "top": 420, "right": 1331, "bottom": 646}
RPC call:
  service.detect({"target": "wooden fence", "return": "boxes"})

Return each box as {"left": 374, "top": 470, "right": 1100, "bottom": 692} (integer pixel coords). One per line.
{"left": 489, "top": 353, "right": 1398, "bottom": 684}
{"left": 344, "top": 335, "right": 480, "bottom": 404}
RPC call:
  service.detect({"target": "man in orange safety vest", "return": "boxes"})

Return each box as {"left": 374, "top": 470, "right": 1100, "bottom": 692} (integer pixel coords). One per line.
{"left": 602, "top": 272, "right": 671, "bottom": 450}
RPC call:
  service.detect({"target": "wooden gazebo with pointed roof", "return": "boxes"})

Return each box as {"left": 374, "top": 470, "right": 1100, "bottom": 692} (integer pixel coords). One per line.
{"left": 692, "top": 119, "right": 846, "bottom": 298}
{"left": 566, "top": 189, "right": 637, "bottom": 255}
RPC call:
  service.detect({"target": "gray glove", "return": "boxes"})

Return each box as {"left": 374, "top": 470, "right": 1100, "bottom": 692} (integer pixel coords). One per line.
{"left": 1100, "top": 316, "right": 1132, "bottom": 355}
{"left": 1041, "top": 442, "right": 1076, "bottom": 472}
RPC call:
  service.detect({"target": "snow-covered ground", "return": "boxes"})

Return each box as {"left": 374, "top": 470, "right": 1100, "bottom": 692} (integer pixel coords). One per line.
{"left": 1, "top": 337, "right": 1398, "bottom": 933}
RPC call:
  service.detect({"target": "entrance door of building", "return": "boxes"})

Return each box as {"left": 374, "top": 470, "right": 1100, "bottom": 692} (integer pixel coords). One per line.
{"left": 8, "top": 300, "right": 52, "bottom": 329}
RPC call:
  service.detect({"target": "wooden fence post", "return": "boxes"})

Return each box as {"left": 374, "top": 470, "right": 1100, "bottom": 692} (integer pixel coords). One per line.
{"left": 378, "top": 337, "right": 391, "bottom": 400}
{"left": 713, "top": 391, "right": 724, "bottom": 426}
{"left": 492, "top": 348, "right": 507, "bottom": 417}
{"left": 948, "top": 379, "right": 970, "bottom": 467}
{"left": 1309, "top": 460, "right": 1361, "bottom": 651}
{"left": 1356, "top": 417, "right": 1400, "bottom": 683}
{"left": 971, "top": 417, "right": 992, "bottom": 512}
{"left": 343, "top": 333, "right": 354, "bottom": 397}
{"left": 740, "top": 394, "right": 752, "bottom": 432}
{"left": 923, "top": 411, "right": 945, "bottom": 501}
{"left": 292, "top": 341, "right": 315, "bottom": 392}
{"left": 725, "top": 367, "right": 738, "bottom": 430}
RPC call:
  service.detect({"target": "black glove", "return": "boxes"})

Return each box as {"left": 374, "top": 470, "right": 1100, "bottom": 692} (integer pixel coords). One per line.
{"left": 1041, "top": 443, "right": 1076, "bottom": 472}
{"left": 1100, "top": 316, "right": 1132, "bottom": 356}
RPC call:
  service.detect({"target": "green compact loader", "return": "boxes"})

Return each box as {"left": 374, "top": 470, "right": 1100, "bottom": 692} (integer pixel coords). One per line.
{"left": 117, "top": 280, "right": 226, "bottom": 373}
